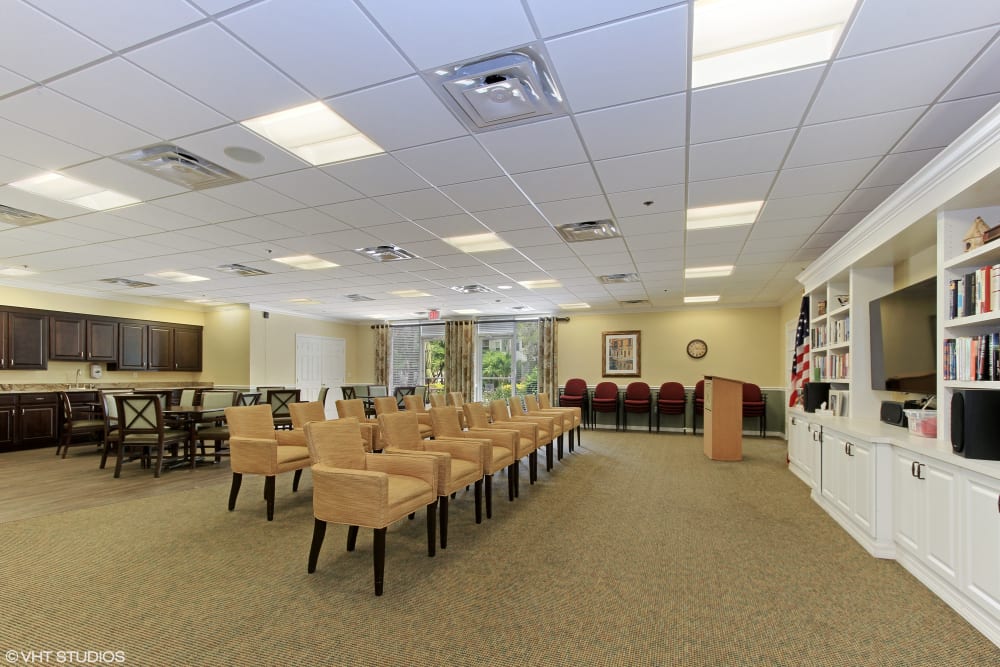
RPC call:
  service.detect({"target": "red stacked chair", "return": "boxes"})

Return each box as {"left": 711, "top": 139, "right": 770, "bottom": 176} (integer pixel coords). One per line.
{"left": 655, "top": 382, "right": 687, "bottom": 432}
{"left": 692, "top": 380, "right": 705, "bottom": 434}
{"left": 559, "top": 378, "right": 589, "bottom": 430}
{"left": 590, "top": 382, "right": 620, "bottom": 431}
{"left": 742, "top": 383, "right": 767, "bottom": 437}
{"left": 623, "top": 382, "right": 652, "bottom": 431}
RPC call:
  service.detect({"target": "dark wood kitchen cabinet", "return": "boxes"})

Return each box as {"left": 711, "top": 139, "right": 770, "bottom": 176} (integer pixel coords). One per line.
{"left": 118, "top": 322, "right": 148, "bottom": 371}
{"left": 3, "top": 311, "right": 48, "bottom": 370}
{"left": 173, "top": 327, "right": 202, "bottom": 372}
{"left": 18, "top": 393, "right": 58, "bottom": 446}
{"left": 49, "top": 315, "right": 86, "bottom": 360}
{"left": 86, "top": 319, "right": 117, "bottom": 361}
{"left": 148, "top": 325, "right": 173, "bottom": 371}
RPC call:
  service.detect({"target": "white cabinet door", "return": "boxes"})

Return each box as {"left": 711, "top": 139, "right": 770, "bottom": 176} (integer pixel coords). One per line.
{"left": 821, "top": 430, "right": 851, "bottom": 515}
{"left": 923, "top": 462, "right": 959, "bottom": 585}
{"left": 893, "top": 450, "right": 922, "bottom": 555}
{"left": 849, "top": 438, "right": 874, "bottom": 534}
{"left": 964, "top": 473, "right": 1000, "bottom": 618}
{"left": 788, "top": 416, "right": 816, "bottom": 487}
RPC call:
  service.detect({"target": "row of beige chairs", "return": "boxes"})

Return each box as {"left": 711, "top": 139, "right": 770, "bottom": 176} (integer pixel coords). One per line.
{"left": 222, "top": 393, "right": 582, "bottom": 595}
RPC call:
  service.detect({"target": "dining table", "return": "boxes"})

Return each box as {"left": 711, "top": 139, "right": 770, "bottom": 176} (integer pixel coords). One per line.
{"left": 162, "top": 405, "right": 226, "bottom": 469}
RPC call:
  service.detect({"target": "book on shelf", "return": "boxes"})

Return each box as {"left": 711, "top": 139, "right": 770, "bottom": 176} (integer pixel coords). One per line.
{"left": 948, "top": 263, "right": 1000, "bottom": 318}
{"left": 943, "top": 332, "right": 1000, "bottom": 381}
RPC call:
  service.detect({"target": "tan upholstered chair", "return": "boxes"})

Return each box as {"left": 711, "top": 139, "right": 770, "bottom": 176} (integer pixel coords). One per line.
{"left": 224, "top": 405, "right": 312, "bottom": 521}
{"left": 538, "top": 392, "right": 582, "bottom": 451}
{"left": 524, "top": 394, "right": 574, "bottom": 459}
{"left": 337, "top": 398, "right": 381, "bottom": 449}
{"left": 472, "top": 401, "right": 542, "bottom": 486}
{"left": 499, "top": 398, "right": 557, "bottom": 472}
{"left": 402, "top": 394, "right": 436, "bottom": 435}
{"left": 447, "top": 391, "right": 469, "bottom": 428}
{"left": 292, "top": 400, "right": 376, "bottom": 452}
{"left": 378, "top": 411, "right": 487, "bottom": 548}
{"left": 429, "top": 406, "right": 516, "bottom": 518}
{"left": 428, "top": 393, "right": 447, "bottom": 408}
{"left": 374, "top": 396, "right": 433, "bottom": 439}
{"left": 305, "top": 418, "right": 438, "bottom": 595}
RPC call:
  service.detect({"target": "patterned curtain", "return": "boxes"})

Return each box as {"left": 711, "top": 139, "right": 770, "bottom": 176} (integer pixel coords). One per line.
{"left": 373, "top": 324, "right": 390, "bottom": 386}
{"left": 444, "top": 320, "right": 475, "bottom": 401}
{"left": 538, "top": 317, "right": 558, "bottom": 397}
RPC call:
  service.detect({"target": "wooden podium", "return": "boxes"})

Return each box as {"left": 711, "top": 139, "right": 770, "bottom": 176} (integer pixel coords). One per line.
{"left": 703, "top": 376, "right": 743, "bottom": 461}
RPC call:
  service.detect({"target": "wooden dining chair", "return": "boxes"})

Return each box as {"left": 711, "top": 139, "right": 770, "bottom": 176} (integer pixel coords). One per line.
{"left": 114, "top": 394, "right": 189, "bottom": 478}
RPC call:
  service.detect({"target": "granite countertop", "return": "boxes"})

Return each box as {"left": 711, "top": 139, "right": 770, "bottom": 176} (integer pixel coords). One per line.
{"left": 0, "top": 382, "right": 213, "bottom": 393}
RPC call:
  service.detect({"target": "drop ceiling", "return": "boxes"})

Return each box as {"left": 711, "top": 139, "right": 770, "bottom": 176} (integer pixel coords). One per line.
{"left": 0, "top": 0, "right": 998, "bottom": 322}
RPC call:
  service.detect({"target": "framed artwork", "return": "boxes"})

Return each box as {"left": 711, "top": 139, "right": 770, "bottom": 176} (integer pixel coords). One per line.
{"left": 602, "top": 330, "right": 641, "bottom": 377}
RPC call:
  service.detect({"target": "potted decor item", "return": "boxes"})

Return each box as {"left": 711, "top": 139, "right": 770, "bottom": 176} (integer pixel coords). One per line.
{"left": 963, "top": 216, "right": 990, "bottom": 251}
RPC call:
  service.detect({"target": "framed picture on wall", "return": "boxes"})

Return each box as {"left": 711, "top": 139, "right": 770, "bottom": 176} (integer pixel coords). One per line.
{"left": 602, "top": 330, "right": 641, "bottom": 377}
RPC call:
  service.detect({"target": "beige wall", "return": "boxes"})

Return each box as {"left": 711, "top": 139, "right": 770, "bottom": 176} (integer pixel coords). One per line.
{"left": 248, "top": 310, "right": 369, "bottom": 387}
{"left": 557, "top": 308, "right": 784, "bottom": 388}
{"left": 201, "top": 306, "right": 251, "bottom": 386}
{"left": 893, "top": 244, "right": 936, "bottom": 290}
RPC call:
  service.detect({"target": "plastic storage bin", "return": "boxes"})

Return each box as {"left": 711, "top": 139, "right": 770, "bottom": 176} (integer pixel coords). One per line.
{"left": 905, "top": 409, "right": 937, "bottom": 438}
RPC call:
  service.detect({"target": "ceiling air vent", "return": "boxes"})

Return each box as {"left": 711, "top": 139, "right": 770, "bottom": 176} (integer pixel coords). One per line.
{"left": 599, "top": 273, "right": 640, "bottom": 284}
{"left": 431, "top": 46, "right": 566, "bottom": 130}
{"left": 0, "top": 204, "right": 53, "bottom": 226}
{"left": 101, "top": 277, "right": 156, "bottom": 288}
{"left": 355, "top": 245, "right": 418, "bottom": 262}
{"left": 115, "top": 144, "right": 245, "bottom": 190}
{"left": 556, "top": 220, "right": 621, "bottom": 243}
{"left": 620, "top": 299, "right": 650, "bottom": 306}
{"left": 346, "top": 294, "right": 375, "bottom": 302}
{"left": 450, "top": 284, "right": 493, "bottom": 294}
{"left": 216, "top": 263, "right": 271, "bottom": 277}
{"left": 510, "top": 305, "right": 534, "bottom": 311}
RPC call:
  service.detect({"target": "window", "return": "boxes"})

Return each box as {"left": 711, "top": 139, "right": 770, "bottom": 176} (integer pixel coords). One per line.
{"left": 390, "top": 324, "right": 445, "bottom": 391}
{"left": 477, "top": 320, "right": 539, "bottom": 401}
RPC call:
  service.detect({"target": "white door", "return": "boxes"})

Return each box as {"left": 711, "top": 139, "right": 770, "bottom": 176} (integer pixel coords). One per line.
{"left": 296, "top": 335, "right": 346, "bottom": 417}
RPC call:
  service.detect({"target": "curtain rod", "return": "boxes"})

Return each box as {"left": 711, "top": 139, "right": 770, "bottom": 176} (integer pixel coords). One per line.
{"left": 371, "top": 316, "right": 569, "bottom": 329}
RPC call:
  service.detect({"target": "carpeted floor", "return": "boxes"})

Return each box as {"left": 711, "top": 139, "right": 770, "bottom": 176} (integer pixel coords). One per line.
{"left": 2, "top": 430, "right": 999, "bottom": 666}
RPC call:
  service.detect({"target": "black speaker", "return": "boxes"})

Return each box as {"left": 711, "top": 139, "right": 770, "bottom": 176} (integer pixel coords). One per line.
{"left": 803, "top": 382, "right": 830, "bottom": 413}
{"left": 880, "top": 401, "right": 906, "bottom": 427}
{"left": 951, "top": 391, "right": 1000, "bottom": 460}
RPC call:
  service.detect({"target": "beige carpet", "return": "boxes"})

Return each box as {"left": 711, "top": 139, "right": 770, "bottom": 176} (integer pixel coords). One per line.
{"left": 2, "top": 430, "right": 998, "bottom": 666}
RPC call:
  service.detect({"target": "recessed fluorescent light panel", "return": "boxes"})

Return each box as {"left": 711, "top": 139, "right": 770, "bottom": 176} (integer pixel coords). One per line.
{"left": 454, "top": 309, "right": 481, "bottom": 315}
{"left": 185, "top": 298, "right": 230, "bottom": 306}
{"left": 0, "top": 266, "right": 36, "bottom": 276}
{"left": 442, "top": 233, "right": 511, "bottom": 253}
{"left": 684, "top": 295, "right": 721, "bottom": 303}
{"left": 355, "top": 245, "right": 418, "bottom": 262}
{"left": 692, "top": 0, "right": 857, "bottom": 88}
{"left": 518, "top": 279, "right": 562, "bottom": 289}
{"left": 242, "top": 102, "right": 384, "bottom": 165}
{"left": 556, "top": 220, "right": 620, "bottom": 243}
{"left": 288, "top": 298, "right": 321, "bottom": 304}
{"left": 272, "top": 255, "right": 338, "bottom": 270}
{"left": 686, "top": 201, "right": 763, "bottom": 230}
{"left": 559, "top": 302, "right": 591, "bottom": 310}
{"left": 390, "top": 289, "right": 431, "bottom": 298}
{"left": 685, "top": 265, "right": 734, "bottom": 278}
{"left": 10, "top": 173, "right": 139, "bottom": 211}
{"left": 149, "top": 271, "right": 209, "bottom": 283}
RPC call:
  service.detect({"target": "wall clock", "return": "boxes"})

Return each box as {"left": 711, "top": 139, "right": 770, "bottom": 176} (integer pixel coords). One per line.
{"left": 686, "top": 339, "right": 708, "bottom": 359}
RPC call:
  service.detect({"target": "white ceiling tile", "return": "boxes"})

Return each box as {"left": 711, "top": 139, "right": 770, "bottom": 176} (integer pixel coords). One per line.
{"left": 110, "top": 203, "right": 207, "bottom": 231}
{"left": 808, "top": 30, "right": 994, "bottom": 124}
{"left": 222, "top": 0, "right": 412, "bottom": 98}
{"left": 499, "top": 227, "right": 563, "bottom": 248}
{"left": 417, "top": 214, "right": 489, "bottom": 238}
{"left": 265, "top": 209, "right": 348, "bottom": 236}
{"left": 618, "top": 211, "right": 684, "bottom": 237}
{"left": 176, "top": 124, "right": 308, "bottom": 178}
{"left": 30, "top": 0, "right": 203, "bottom": 51}
{"left": 72, "top": 211, "right": 165, "bottom": 238}
{"left": 734, "top": 249, "right": 794, "bottom": 265}
{"left": 594, "top": 148, "right": 685, "bottom": 193}
{"left": 127, "top": 23, "right": 311, "bottom": 121}
{"left": 758, "top": 191, "right": 849, "bottom": 223}
{"left": 834, "top": 185, "right": 898, "bottom": 215}
{"left": 607, "top": 184, "right": 684, "bottom": 217}
{"left": 0, "top": 155, "right": 45, "bottom": 184}
{"left": 819, "top": 212, "right": 868, "bottom": 234}
{"left": 357, "top": 0, "right": 535, "bottom": 70}
{"left": 394, "top": 137, "right": 504, "bottom": 186}
{"left": 569, "top": 238, "right": 626, "bottom": 256}
{"left": 321, "top": 154, "right": 426, "bottom": 197}
{"left": 201, "top": 181, "right": 304, "bottom": 215}
{"left": 785, "top": 107, "right": 926, "bottom": 168}
{"left": 840, "top": 0, "right": 1000, "bottom": 57}
{"left": 686, "top": 226, "right": 751, "bottom": 247}
{"left": 0, "top": 88, "right": 157, "bottom": 156}
{"left": 0, "top": 116, "right": 97, "bottom": 170}
{"left": 802, "top": 232, "right": 844, "bottom": 250}
{"left": 218, "top": 216, "right": 303, "bottom": 241}
{"left": 860, "top": 148, "right": 943, "bottom": 189}
{"left": 62, "top": 158, "right": 188, "bottom": 200}
{"left": 327, "top": 77, "right": 468, "bottom": 151}
{"left": 317, "top": 198, "right": 404, "bottom": 226}
{"left": 576, "top": 94, "right": 686, "bottom": 160}
{"left": 0, "top": 65, "right": 32, "bottom": 97}
{"left": 475, "top": 205, "right": 550, "bottom": 231}
{"left": 440, "top": 177, "right": 529, "bottom": 212}
{"left": 686, "top": 172, "right": 775, "bottom": 209}
{"left": 690, "top": 66, "right": 824, "bottom": 144}
{"left": 478, "top": 117, "right": 588, "bottom": 173}
{"left": 752, "top": 217, "right": 827, "bottom": 239}
{"left": 50, "top": 59, "right": 229, "bottom": 140}
{"left": 256, "top": 169, "right": 362, "bottom": 207}
{"left": 689, "top": 130, "right": 794, "bottom": 181}
{"left": 140, "top": 230, "right": 219, "bottom": 253}
{"left": 0, "top": 1, "right": 109, "bottom": 81}
{"left": 684, "top": 242, "right": 742, "bottom": 260}
{"left": 367, "top": 222, "right": 437, "bottom": 244}
{"left": 512, "top": 163, "right": 602, "bottom": 203}
{"left": 375, "top": 188, "right": 463, "bottom": 220}
{"left": 944, "top": 37, "right": 1000, "bottom": 101}
{"left": 152, "top": 192, "right": 253, "bottom": 223}
{"left": 0, "top": 186, "right": 90, "bottom": 218}
{"left": 770, "top": 158, "right": 880, "bottom": 199}
{"left": 895, "top": 93, "right": 1000, "bottom": 152}
{"left": 525, "top": 0, "right": 676, "bottom": 37}
{"left": 743, "top": 234, "right": 808, "bottom": 253}
{"left": 545, "top": 6, "right": 688, "bottom": 111}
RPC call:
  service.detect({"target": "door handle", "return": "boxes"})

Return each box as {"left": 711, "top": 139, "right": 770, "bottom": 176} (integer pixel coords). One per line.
{"left": 915, "top": 463, "right": 925, "bottom": 480}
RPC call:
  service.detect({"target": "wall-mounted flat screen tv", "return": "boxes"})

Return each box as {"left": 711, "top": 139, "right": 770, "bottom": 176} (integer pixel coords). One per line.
{"left": 869, "top": 277, "right": 937, "bottom": 394}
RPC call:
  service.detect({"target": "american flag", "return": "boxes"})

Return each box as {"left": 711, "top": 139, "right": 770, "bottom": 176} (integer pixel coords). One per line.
{"left": 789, "top": 295, "right": 810, "bottom": 407}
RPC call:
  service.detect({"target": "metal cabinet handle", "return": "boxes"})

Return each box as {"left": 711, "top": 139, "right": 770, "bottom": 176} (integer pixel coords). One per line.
{"left": 845, "top": 441, "right": 854, "bottom": 456}
{"left": 911, "top": 461, "right": 917, "bottom": 478}
{"left": 915, "top": 463, "right": 925, "bottom": 480}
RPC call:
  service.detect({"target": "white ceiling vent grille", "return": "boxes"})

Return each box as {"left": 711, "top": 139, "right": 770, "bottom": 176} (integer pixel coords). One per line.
{"left": 101, "top": 277, "right": 156, "bottom": 288}
{"left": 450, "top": 284, "right": 493, "bottom": 294}
{"left": 599, "top": 273, "right": 640, "bottom": 284}
{"left": 346, "top": 294, "right": 375, "bottom": 302}
{"left": 355, "top": 245, "right": 418, "bottom": 262}
{"left": 0, "top": 204, "right": 53, "bottom": 226}
{"left": 620, "top": 299, "right": 650, "bottom": 306}
{"left": 115, "top": 144, "right": 245, "bottom": 190}
{"left": 216, "top": 263, "right": 270, "bottom": 277}
{"left": 556, "top": 220, "right": 621, "bottom": 243}
{"left": 431, "top": 46, "right": 566, "bottom": 130}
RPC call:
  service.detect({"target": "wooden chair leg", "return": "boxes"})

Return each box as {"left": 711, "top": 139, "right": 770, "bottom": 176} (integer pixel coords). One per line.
{"left": 439, "top": 495, "right": 449, "bottom": 549}
{"left": 529, "top": 452, "right": 537, "bottom": 484}
{"left": 426, "top": 500, "right": 436, "bottom": 557}
{"left": 545, "top": 442, "right": 553, "bottom": 471}
{"left": 347, "top": 525, "right": 359, "bottom": 551}
{"left": 228, "top": 473, "right": 242, "bottom": 510}
{"left": 507, "top": 464, "right": 516, "bottom": 502}
{"left": 485, "top": 474, "right": 493, "bottom": 519}
{"left": 264, "top": 475, "right": 275, "bottom": 521}
{"left": 557, "top": 434, "right": 563, "bottom": 460}
{"left": 114, "top": 443, "right": 125, "bottom": 478}
{"left": 474, "top": 478, "right": 483, "bottom": 524}
{"left": 292, "top": 468, "right": 302, "bottom": 492}
{"left": 153, "top": 444, "right": 164, "bottom": 478}
{"left": 307, "top": 518, "right": 326, "bottom": 573}
{"left": 373, "top": 527, "right": 387, "bottom": 596}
